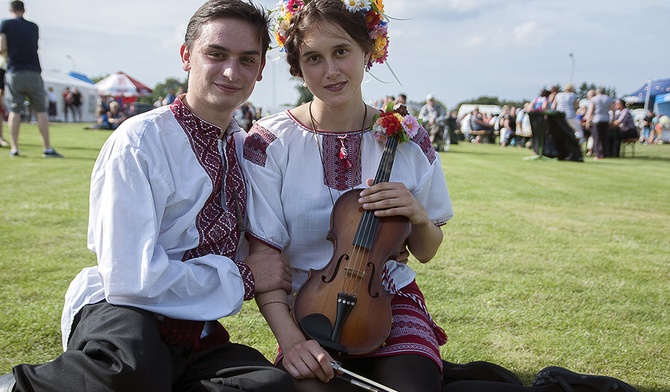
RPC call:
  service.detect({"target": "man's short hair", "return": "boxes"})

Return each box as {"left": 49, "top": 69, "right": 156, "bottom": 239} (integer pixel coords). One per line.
{"left": 184, "top": 0, "right": 270, "bottom": 58}
{"left": 10, "top": 1, "right": 25, "bottom": 13}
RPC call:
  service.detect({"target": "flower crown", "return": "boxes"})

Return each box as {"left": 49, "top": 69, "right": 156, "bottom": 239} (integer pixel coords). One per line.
{"left": 272, "top": 0, "right": 389, "bottom": 70}
{"left": 371, "top": 103, "right": 419, "bottom": 143}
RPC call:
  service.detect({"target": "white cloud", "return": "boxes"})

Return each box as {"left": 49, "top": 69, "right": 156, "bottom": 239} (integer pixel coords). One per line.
{"left": 9, "top": 0, "right": 670, "bottom": 109}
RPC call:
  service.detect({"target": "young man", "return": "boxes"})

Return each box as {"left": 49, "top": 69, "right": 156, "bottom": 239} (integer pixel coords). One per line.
{"left": 0, "top": 0, "right": 61, "bottom": 157}
{"left": 0, "top": 1, "right": 295, "bottom": 391}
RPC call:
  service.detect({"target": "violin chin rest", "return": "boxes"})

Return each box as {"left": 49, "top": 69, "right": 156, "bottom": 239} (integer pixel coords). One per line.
{"left": 299, "top": 313, "right": 348, "bottom": 354}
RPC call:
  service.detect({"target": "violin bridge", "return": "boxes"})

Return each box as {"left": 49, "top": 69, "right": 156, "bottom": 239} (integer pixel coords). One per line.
{"left": 344, "top": 267, "right": 366, "bottom": 279}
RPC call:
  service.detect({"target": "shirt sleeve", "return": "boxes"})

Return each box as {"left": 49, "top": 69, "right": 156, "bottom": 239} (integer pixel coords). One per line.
{"left": 242, "top": 126, "right": 290, "bottom": 250}
{"left": 87, "top": 139, "right": 248, "bottom": 321}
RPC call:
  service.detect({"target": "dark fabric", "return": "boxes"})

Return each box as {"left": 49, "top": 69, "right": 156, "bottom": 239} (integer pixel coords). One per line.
{"left": 611, "top": 128, "right": 639, "bottom": 157}
{"left": 528, "top": 111, "right": 583, "bottom": 161}
{"left": 157, "top": 317, "right": 230, "bottom": 352}
{"left": 11, "top": 302, "right": 294, "bottom": 392}
{"left": 445, "top": 381, "right": 557, "bottom": 392}
{"left": 282, "top": 354, "right": 441, "bottom": 392}
{"left": 592, "top": 121, "right": 610, "bottom": 158}
{"left": 0, "top": 17, "right": 41, "bottom": 72}
{"left": 545, "top": 113, "right": 584, "bottom": 161}
{"left": 442, "top": 361, "right": 522, "bottom": 386}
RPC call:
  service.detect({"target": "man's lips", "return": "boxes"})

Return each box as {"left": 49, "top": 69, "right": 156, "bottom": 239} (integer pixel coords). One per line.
{"left": 215, "top": 83, "right": 242, "bottom": 93}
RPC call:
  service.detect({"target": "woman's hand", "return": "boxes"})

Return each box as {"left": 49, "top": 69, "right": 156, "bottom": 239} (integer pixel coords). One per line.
{"left": 282, "top": 339, "right": 335, "bottom": 382}
{"left": 358, "top": 179, "right": 430, "bottom": 227}
{"left": 359, "top": 179, "right": 443, "bottom": 263}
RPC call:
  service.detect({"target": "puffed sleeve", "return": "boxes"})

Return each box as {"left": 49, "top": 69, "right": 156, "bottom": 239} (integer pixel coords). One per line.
{"left": 242, "top": 123, "right": 290, "bottom": 250}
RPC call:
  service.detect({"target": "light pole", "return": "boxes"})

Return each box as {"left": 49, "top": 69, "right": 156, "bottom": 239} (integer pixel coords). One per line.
{"left": 65, "top": 54, "right": 76, "bottom": 72}
{"left": 568, "top": 52, "right": 575, "bottom": 84}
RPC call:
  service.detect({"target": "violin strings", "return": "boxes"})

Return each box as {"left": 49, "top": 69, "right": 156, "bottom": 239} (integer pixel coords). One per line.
{"left": 348, "top": 136, "right": 398, "bottom": 295}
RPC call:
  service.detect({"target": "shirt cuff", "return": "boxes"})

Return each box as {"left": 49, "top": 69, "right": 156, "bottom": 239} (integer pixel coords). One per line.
{"left": 236, "top": 261, "right": 255, "bottom": 300}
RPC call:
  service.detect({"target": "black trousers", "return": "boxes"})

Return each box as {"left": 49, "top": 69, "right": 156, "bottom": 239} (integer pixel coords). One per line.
{"left": 591, "top": 121, "right": 610, "bottom": 158}
{"left": 11, "top": 301, "right": 295, "bottom": 392}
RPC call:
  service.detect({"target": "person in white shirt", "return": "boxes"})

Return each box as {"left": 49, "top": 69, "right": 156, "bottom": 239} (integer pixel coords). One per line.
{"left": 0, "top": 1, "right": 295, "bottom": 391}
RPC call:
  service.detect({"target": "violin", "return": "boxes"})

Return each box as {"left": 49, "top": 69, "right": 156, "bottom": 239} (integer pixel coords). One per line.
{"left": 292, "top": 109, "right": 410, "bottom": 355}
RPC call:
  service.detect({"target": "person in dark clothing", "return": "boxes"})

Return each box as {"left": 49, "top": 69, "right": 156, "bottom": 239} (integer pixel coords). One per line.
{"left": 0, "top": 0, "right": 61, "bottom": 157}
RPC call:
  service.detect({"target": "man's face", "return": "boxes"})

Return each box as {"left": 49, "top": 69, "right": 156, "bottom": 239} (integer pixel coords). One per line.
{"left": 180, "top": 17, "right": 266, "bottom": 125}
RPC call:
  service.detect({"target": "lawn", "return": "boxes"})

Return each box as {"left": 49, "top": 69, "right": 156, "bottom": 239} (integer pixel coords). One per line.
{"left": 1, "top": 123, "right": 668, "bottom": 391}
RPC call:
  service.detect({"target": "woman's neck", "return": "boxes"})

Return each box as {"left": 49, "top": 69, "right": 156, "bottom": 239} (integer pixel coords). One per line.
{"left": 308, "top": 99, "right": 372, "bottom": 132}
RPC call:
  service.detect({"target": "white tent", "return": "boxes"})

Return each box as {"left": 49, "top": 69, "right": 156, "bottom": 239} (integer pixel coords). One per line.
{"left": 42, "top": 70, "right": 98, "bottom": 122}
{"left": 95, "top": 72, "right": 152, "bottom": 97}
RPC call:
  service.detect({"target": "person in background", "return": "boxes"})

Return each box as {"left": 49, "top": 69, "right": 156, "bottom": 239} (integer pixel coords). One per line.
{"left": 419, "top": 93, "right": 447, "bottom": 149}
{"left": 641, "top": 110, "right": 654, "bottom": 144}
{"left": 0, "top": 1, "right": 296, "bottom": 391}
{"left": 394, "top": 92, "right": 407, "bottom": 111}
{"left": 105, "top": 100, "right": 126, "bottom": 130}
{"left": 530, "top": 89, "right": 551, "bottom": 112}
{"left": 585, "top": 87, "right": 613, "bottom": 160}
{"left": 611, "top": 99, "right": 638, "bottom": 157}
{"left": 0, "top": 54, "right": 8, "bottom": 147}
{"left": 70, "top": 87, "right": 82, "bottom": 122}
{"left": 46, "top": 86, "right": 57, "bottom": 121}
{"left": 0, "top": 0, "right": 62, "bottom": 157}
{"left": 552, "top": 84, "right": 583, "bottom": 143}
{"left": 163, "top": 87, "right": 176, "bottom": 105}
{"left": 62, "top": 86, "right": 73, "bottom": 122}
{"left": 469, "top": 106, "right": 495, "bottom": 144}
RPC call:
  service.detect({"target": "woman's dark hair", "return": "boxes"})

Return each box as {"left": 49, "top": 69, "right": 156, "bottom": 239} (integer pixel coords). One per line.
{"left": 185, "top": 0, "right": 271, "bottom": 58}
{"left": 284, "top": 0, "right": 373, "bottom": 77}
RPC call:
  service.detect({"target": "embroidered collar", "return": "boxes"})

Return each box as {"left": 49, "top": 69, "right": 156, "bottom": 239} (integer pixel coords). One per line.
{"left": 171, "top": 95, "right": 242, "bottom": 140}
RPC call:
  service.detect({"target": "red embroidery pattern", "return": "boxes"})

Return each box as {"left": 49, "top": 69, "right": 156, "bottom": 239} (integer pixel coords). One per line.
{"left": 244, "top": 124, "right": 277, "bottom": 167}
{"left": 367, "top": 286, "right": 444, "bottom": 372}
{"left": 170, "top": 99, "right": 244, "bottom": 263}
{"left": 321, "top": 132, "right": 362, "bottom": 191}
{"left": 411, "top": 126, "right": 437, "bottom": 165}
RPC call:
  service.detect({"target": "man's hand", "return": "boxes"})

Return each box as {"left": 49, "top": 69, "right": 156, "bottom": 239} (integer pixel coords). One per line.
{"left": 245, "top": 248, "right": 292, "bottom": 294}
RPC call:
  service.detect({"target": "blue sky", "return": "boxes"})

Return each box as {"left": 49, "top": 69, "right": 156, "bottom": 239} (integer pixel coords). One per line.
{"left": 14, "top": 0, "right": 670, "bottom": 110}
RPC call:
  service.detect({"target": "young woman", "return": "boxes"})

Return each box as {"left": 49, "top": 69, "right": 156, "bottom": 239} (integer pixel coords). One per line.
{"left": 243, "top": 1, "right": 451, "bottom": 390}
{"left": 242, "top": 1, "right": 638, "bottom": 391}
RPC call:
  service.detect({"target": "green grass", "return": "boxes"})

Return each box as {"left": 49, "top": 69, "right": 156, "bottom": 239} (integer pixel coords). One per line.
{"left": 1, "top": 123, "right": 669, "bottom": 391}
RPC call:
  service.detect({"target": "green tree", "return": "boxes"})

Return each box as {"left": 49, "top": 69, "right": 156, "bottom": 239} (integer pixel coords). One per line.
{"left": 152, "top": 77, "right": 188, "bottom": 104}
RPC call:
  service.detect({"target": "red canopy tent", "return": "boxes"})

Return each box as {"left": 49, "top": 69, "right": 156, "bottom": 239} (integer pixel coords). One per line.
{"left": 95, "top": 72, "right": 153, "bottom": 106}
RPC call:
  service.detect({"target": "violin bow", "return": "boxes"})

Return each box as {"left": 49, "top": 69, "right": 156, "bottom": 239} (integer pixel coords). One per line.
{"left": 330, "top": 361, "right": 400, "bottom": 392}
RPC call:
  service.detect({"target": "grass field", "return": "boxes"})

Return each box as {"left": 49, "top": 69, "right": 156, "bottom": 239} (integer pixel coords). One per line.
{"left": 1, "top": 122, "right": 669, "bottom": 390}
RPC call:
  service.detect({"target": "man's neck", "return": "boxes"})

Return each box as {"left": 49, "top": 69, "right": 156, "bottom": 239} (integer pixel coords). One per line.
{"left": 181, "top": 94, "right": 233, "bottom": 131}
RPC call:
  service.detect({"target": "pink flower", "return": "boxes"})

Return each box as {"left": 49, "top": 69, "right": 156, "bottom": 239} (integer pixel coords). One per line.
{"left": 402, "top": 115, "right": 420, "bottom": 138}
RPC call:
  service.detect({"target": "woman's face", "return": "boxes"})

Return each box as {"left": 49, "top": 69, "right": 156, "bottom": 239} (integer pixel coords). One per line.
{"left": 298, "top": 21, "right": 368, "bottom": 108}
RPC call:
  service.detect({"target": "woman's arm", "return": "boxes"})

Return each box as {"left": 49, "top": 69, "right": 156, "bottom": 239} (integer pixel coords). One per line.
{"left": 249, "top": 239, "right": 336, "bottom": 383}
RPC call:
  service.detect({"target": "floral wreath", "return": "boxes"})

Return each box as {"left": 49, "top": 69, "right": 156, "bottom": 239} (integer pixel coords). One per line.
{"left": 371, "top": 102, "right": 419, "bottom": 143}
{"left": 272, "top": 0, "right": 389, "bottom": 70}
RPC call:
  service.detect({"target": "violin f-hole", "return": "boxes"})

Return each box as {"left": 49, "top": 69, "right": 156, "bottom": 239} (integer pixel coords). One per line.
{"left": 322, "top": 253, "right": 349, "bottom": 283}
{"left": 366, "top": 262, "right": 380, "bottom": 298}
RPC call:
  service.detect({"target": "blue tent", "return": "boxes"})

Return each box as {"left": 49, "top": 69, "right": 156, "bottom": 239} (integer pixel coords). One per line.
{"left": 68, "top": 71, "right": 95, "bottom": 84}
{"left": 623, "top": 78, "right": 670, "bottom": 106}
{"left": 655, "top": 93, "right": 670, "bottom": 104}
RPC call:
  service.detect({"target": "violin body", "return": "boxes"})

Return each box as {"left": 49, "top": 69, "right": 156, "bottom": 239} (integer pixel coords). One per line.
{"left": 292, "top": 187, "right": 410, "bottom": 355}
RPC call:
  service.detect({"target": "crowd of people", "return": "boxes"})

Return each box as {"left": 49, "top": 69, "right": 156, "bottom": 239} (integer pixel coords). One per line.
{"left": 373, "top": 84, "right": 666, "bottom": 160}
{"left": 0, "top": 0, "right": 646, "bottom": 391}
